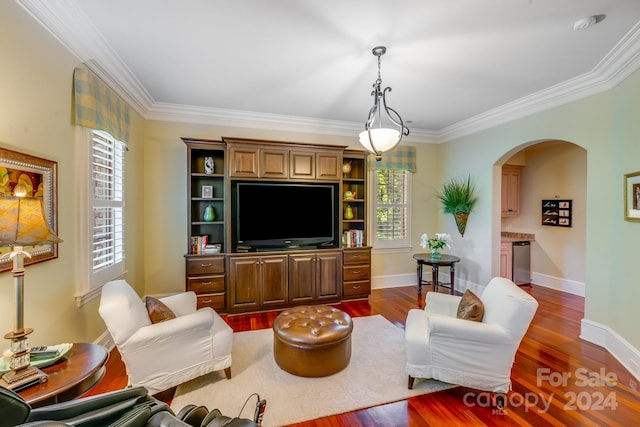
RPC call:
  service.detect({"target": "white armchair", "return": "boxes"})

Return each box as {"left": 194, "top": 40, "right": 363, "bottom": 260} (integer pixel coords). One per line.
{"left": 405, "top": 277, "right": 538, "bottom": 393}
{"left": 98, "top": 280, "right": 233, "bottom": 395}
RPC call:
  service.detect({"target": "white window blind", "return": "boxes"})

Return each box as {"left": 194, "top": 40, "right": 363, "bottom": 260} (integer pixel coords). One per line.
{"left": 91, "top": 130, "right": 125, "bottom": 273}
{"left": 372, "top": 169, "right": 411, "bottom": 250}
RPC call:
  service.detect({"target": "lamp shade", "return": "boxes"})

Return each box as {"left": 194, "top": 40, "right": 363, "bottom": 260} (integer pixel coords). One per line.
{"left": 359, "top": 128, "right": 401, "bottom": 154}
{"left": 0, "top": 196, "right": 60, "bottom": 246}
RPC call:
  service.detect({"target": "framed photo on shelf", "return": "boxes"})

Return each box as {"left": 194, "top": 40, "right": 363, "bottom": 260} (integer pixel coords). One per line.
{"left": 624, "top": 171, "right": 640, "bottom": 222}
{"left": 0, "top": 146, "right": 58, "bottom": 271}
{"left": 201, "top": 185, "right": 213, "bottom": 199}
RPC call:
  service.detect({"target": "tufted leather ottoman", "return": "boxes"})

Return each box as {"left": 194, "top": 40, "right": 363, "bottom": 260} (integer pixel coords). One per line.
{"left": 273, "top": 305, "right": 353, "bottom": 377}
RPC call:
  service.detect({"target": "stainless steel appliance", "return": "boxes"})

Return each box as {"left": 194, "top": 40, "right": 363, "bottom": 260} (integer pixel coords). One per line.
{"left": 512, "top": 241, "right": 531, "bottom": 285}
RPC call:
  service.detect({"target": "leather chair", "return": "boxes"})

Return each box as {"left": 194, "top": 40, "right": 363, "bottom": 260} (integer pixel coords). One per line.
{"left": 0, "top": 386, "right": 260, "bottom": 427}
{"left": 98, "top": 280, "right": 233, "bottom": 394}
{"left": 0, "top": 386, "right": 177, "bottom": 427}
{"left": 405, "top": 277, "right": 538, "bottom": 393}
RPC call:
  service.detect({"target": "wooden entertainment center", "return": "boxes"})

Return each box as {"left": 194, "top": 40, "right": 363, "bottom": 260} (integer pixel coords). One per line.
{"left": 183, "top": 137, "right": 371, "bottom": 314}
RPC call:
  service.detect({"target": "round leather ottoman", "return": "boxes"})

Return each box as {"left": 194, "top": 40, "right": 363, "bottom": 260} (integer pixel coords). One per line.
{"left": 273, "top": 305, "right": 353, "bottom": 377}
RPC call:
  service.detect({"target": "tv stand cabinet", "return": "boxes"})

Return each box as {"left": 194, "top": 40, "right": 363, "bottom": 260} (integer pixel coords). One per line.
{"left": 183, "top": 137, "right": 371, "bottom": 314}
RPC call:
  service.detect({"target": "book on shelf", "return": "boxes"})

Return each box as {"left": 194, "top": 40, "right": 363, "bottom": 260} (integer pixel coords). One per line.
{"left": 342, "top": 229, "right": 364, "bottom": 248}
{"left": 190, "top": 235, "right": 209, "bottom": 254}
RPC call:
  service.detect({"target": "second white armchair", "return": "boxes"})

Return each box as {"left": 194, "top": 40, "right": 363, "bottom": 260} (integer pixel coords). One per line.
{"left": 405, "top": 277, "right": 538, "bottom": 393}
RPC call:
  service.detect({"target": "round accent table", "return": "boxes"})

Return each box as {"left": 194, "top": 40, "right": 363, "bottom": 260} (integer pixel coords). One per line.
{"left": 273, "top": 305, "right": 353, "bottom": 377}
{"left": 413, "top": 253, "right": 461, "bottom": 294}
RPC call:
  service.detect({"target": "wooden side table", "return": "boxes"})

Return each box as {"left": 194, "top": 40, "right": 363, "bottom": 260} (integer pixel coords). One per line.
{"left": 17, "top": 342, "right": 108, "bottom": 408}
{"left": 413, "top": 253, "right": 461, "bottom": 294}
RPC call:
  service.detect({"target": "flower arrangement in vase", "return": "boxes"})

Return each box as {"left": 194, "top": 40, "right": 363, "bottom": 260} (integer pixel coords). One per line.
{"left": 420, "top": 233, "right": 452, "bottom": 259}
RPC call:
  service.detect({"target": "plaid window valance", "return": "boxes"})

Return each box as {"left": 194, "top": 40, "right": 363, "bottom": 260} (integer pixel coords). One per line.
{"left": 367, "top": 146, "right": 417, "bottom": 172}
{"left": 73, "top": 66, "right": 131, "bottom": 144}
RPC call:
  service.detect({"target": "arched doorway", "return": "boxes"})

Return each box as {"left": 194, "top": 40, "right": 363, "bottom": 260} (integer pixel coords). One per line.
{"left": 494, "top": 139, "right": 587, "bottom": 295}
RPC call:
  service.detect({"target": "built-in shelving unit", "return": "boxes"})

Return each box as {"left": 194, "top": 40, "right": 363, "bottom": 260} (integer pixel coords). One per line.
{"left": 183, "top": 138, "right": 226, "bottom": 312}
{"left": 182, "top": 137, "right": 372, "bottom": 313}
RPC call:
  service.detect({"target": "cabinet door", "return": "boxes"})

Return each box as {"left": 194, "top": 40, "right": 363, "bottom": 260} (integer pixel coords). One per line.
{"left": 316, "top": 251, "right": 341, "bottom": 300}
{"left": 229, "top": 146, "right": 259, "bottom": 178}
{"left": 290, "top": 150, "right": 315, "bottom": 179}
{"left": 261, "top": 255, "right": 288, "bottom": 307}
{"left": 288, "top": 254, "right": 315, "bottom": 304}
{"left": 501, "top": 166, "right": 522, "bottom": 217}
{"left": 316, "top": 152, "right": 342, "bottom": 181}
{"left": 228, "top": 256, "right": 260, "bottom": 311}
{"left": 260, "top": 148, "right": 289, "bottom": 179}
{"left": 500, "top": 242, "right": 513, "bottom": 280}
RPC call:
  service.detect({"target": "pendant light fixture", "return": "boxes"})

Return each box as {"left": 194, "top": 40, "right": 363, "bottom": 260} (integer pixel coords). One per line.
{"left": 359, "top": 46, "right": 409, "bottom": 160}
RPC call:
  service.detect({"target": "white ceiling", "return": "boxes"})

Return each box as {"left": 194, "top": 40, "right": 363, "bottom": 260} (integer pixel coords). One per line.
{"left": 18, "top": 0, "right": 640, "bottom": 142}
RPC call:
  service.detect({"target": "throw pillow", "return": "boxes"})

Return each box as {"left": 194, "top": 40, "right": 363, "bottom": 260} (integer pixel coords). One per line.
{"left": 145, "top": 296, "right": 176, "bottom": 324}
{"left": 456, "top": 289, "right": 485, "bottom": 322}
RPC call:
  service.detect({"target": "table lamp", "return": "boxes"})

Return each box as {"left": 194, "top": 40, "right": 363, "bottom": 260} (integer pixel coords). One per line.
{"left": 0, "top": 185, "right": 61, "bottom": 391}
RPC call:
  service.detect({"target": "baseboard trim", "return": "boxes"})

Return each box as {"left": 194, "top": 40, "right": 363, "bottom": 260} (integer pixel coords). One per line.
{"left": 531, "top": 272, "right": 585, "bottom": 297}
{"left": 371, "top": 273, "right": 482, "bottom": 295}
{"left": 580, "top": 319, "right": 640, "bottom": 382}
{"left": 96, "top": 330, "right": 115, "bottom": 351}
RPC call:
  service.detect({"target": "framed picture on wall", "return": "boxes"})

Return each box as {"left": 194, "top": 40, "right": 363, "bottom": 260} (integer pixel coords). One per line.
{"left": 624, "top": 171, "right": 640, "bottom": 222}
{"left": 0, "top": 147, "right": 58, "bottom": 271}
{"left": 542, "top": 199, "right": 572, "bottom": 227}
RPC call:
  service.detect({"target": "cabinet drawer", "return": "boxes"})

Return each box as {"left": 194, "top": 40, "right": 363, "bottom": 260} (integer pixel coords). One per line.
{"left": 343, "top": 265, "right": 370, "bottom": 281}
{"left": 187, "top": 275, "right": 225, "bottom": 293}
{"left": 343, "top": 249, "right": 371, "bottom": 265}
{"left": 187, "top": 257, "right": 225, "bottom": 275}
{"left": 343, "top": 280, "right": 371, "bottom": 296}
{"left": 196, "top": 293, "right": 225, "bottom": 311}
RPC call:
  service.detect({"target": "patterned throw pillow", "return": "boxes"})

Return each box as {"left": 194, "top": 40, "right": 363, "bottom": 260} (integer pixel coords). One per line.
{"left": 456, "top": 289, "right": 485, "bottom": 322}
{"left": 145, "top": 296, "right": 176, "bottom": 324}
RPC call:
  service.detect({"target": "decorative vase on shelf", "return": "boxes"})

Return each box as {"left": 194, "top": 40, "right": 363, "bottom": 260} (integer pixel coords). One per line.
{"left": 342, "top": 161, "right": 352, "bottom": 175}
{"left": 204, "top": 156, "right": 215, "bottom": 174}
{"left": 204, "top": 205, "right": 215, "bottom": 222}
{"left": 344, "top": 204, "right": 354, "bottom": 220}
{"left": 430, "top": 247, "right": 442, "bottom": 259}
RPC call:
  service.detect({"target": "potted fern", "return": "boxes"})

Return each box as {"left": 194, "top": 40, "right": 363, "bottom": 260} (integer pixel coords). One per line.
{"left": 436, "top": 175, "right": 478, "bottom": 237}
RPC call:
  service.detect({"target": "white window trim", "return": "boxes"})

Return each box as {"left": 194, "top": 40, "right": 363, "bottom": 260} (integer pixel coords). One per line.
{"left": 368, "top": 168, "right": 412, "bottom": 253}
{"left": 74, "top": 127, "right": 126, "bottom": 307}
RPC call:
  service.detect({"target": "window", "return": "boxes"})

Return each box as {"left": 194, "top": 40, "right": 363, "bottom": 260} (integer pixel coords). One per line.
{"left": 371, "top": 169, "right": 411, "bottom": 250}
{"left": 76, "top": 128, "right": 126, "bottom": 305}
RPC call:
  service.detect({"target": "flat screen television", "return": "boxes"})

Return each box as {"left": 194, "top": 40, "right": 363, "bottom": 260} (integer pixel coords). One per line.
{"left": 233, "top": 182, "right": 338, "bottom": 251}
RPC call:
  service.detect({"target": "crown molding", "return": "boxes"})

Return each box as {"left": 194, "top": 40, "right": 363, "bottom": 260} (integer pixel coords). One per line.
{"left": 17, "top": 0, "right": 154, "bottom": 115}
{"left": 146, "top": 102, "right": 440, "bottom": 143}
{"left": 438, "top": 21, "right": 640, "bottom": 142}
{"left": 17, "top": 0, "right": 640, "bottom": 145}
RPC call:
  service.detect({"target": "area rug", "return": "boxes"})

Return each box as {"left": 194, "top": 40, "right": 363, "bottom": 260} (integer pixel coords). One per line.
{"left": 171, "top": 315, "right": 453, "bottom": 426}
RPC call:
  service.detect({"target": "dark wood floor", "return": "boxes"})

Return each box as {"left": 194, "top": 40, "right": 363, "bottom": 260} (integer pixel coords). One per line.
{"left": 88, "top": 285, "right": 640, "bottom": 426}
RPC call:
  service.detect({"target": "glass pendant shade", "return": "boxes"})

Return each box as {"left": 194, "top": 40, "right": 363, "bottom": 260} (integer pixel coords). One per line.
{"left": 358, "top": 128, "right": 401, "bottom": 154}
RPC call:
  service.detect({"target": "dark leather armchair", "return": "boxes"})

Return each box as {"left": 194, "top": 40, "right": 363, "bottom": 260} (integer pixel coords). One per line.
{"left": 0, "top": 386, "right": 259, "bottom": 427}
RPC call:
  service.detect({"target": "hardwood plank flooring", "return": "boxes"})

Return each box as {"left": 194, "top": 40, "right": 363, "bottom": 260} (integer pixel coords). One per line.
{"left": 87, "top": 285, "right": 640, "bottom": 426}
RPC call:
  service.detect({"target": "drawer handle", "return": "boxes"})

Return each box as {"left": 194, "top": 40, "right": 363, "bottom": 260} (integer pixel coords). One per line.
{"left": 202, "top": 299, "right": 212, "bottom": 304}
{"left": 201, "top": 281, "right": 212, "bottom": 285}
{"left": 200, "top": 263, "right": 212, "bottom": 267}
{"left": 352, "top": 255, "right": 361, "bottom": 259}
{"left": 352, "top": 270, "right": 360, "bottom": 274}
{"left": 353, "top": 285, "right": 361, "bottom": 289}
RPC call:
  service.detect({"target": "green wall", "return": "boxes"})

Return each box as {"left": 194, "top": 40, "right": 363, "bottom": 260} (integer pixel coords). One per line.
{"left": 440, "top": 76, "right": 640, "bottom": 348}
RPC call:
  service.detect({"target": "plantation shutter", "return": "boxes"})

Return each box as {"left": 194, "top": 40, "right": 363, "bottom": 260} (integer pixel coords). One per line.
{"left": 375, "top": 169, "right": 409, "bottom": 241}
{"left": 91, "top": 130, "right": 125, "bottom": 273}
